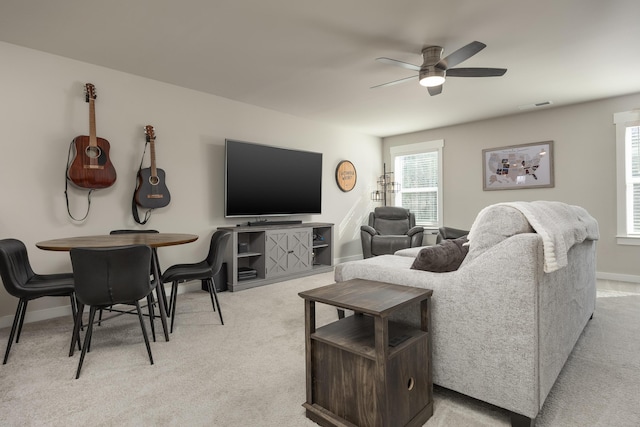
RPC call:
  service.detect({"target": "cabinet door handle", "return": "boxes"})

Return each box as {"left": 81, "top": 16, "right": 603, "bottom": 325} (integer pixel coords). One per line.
{"left": 288, "top": 250, "right": 294, "bottom": 254}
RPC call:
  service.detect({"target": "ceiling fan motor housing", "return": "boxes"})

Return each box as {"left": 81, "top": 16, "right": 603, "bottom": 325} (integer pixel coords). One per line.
{"left": 419, "top": 46, "right": 446, "bottom": 83}
{"left": 421, "top": 46, "right": 444, "bottom": 66}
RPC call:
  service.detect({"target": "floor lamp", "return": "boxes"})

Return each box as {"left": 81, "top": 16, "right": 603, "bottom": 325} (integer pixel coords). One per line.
{"left": 371, "top": 163, "right": 400, "bottom": 206}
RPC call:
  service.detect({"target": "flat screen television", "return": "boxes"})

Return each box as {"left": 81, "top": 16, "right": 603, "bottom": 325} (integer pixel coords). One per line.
{"left": 224, "top": 139, "right": 323, "bottom": 218}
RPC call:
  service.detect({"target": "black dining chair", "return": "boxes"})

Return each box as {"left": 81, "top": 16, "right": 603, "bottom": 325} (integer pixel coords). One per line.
{"left": 69, "top": 245, "right": 155, "bottom": 379}
{"left": 106, "top": 229, "right": 165, "bottom": 341}
{"left": 161, "top": 230, "right": 230, "bottom": 332}
{"left": 0, "top": 238, "right": 79, "bottom": 364}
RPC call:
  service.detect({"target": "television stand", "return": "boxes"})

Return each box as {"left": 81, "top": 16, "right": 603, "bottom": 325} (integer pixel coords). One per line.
{"left": 247, "top": 220, "right": 303, "bottom": 226}
{"left": 218, "top": 222, "right": 333, "bottom": 292}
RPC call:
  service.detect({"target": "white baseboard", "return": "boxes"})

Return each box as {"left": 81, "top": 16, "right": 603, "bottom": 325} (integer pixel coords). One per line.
{"left": 596, "top": 271, "right": 640, "bottom": 283}
{"left": 0, "top": 281, "right": 204, "bottom": 330}
{"left": 334, "top": 254, "right": 363, "bottom": 264}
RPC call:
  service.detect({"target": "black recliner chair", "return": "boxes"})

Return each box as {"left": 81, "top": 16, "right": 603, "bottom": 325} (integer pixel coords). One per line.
{"left": 360, "top": 207, "right": 424, "bottom": 258}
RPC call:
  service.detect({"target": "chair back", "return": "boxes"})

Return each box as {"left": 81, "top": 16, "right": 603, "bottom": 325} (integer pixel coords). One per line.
{"left": 0, "top": 239, "right": 36, "bottom": 298}
{"left": 109, "top": 229, "right": 160, "bottom": 277}
{"left": 369, "top": 207, "right": 414, "bottom": 235}
{"left": 205, "top": 230, "right": 231, "bottom": 274}
{"left": 70, "top": 245, "right": 153, "bottom": 307}
{"left": 109, "top": 229, "right": 159, "bottom": 235}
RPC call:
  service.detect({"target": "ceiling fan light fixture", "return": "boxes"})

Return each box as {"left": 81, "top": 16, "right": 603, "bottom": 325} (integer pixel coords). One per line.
{"left": 419, "top": 75, "right": 446, "bottom": 87}
{"left": 419, "top": 66, "right": 445, "bottom": 87}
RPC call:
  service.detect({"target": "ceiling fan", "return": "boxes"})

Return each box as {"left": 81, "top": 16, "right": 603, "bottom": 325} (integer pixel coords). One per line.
{"left": 372, "top": 41, "right": 507, "bottom": 95}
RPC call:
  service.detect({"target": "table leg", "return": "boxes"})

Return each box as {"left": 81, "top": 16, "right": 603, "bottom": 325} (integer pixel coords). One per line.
{"left": 374, "top": 316, "right": 390, "bottom": 427}
{"left": 151, "top": 251, "right": 170, "bottom": 342}
{"left": 304, "top": 299, "right": 315, "bottom": 404}
{"left": 421, "top": 298, "right": 433, "bottom": 406}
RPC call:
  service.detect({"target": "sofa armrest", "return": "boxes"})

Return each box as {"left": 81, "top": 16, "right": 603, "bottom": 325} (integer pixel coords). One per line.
{"left": 407, "top": 226, "right": 424, "bottom": 237}
{"left": 407, "top": 226, "right": 424, "bottom": 247}
{"left": 360, "top": 225, "right": 377, "bottom": 236}
{"left": 360, "top": 226, "right": 377, "bottom": 259}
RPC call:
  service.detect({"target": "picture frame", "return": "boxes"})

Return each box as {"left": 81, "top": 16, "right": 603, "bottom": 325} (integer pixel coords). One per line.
{"left": 482, "top": 141, "right": 554, "bottom": 191}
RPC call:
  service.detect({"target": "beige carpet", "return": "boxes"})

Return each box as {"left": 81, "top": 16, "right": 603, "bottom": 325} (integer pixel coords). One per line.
{"left": 0, "top": 272, "right": 639, "bottom": 426}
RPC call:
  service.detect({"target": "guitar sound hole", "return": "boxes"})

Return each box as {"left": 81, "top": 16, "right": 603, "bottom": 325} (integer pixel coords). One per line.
{"left": 85, "top": 146, "right": 102, "bottom": 159}
{"left": 149, "top": 176, "right": 160, "bottom": 185}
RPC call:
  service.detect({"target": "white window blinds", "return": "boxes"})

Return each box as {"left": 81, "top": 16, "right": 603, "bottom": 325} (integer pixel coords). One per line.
{"left": 390, "top": 140, "right": 443, "bottom": 228}
{"left": 627, "top": 125, "right": 640, "bottom": 233}
{"left": 614, "top": 110, "right": 640, "bottom": 245}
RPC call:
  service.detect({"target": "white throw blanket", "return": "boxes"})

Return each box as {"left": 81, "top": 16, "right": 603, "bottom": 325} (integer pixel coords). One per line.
{"left": 469, "top": 201, "right": 599, "bottom": 273}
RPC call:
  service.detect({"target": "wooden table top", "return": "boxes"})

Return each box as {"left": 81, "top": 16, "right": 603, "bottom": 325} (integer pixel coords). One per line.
{"left": 299, "top": 278, "right": 432, "bottom": 317}
{"left": 36, "top": 233, "right": 198, "bottom": 251}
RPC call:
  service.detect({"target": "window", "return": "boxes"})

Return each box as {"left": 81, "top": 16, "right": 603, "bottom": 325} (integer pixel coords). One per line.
{"left": 615, "top": 110, "right": 640, "bottom": 245}
{"left": 390, "top": 140, "right": 444, "bottom": 228}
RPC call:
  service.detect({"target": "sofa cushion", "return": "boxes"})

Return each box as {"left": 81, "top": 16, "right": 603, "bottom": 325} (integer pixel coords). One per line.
{"left": 410, "top": 237, "right": 469, "bottom": 272}
{"left": 394, "top": 246, "right": 425, "bottom": 257}
{"left": 463, "top": 205, "right": 533, "bottom": 265}
{"left": 372, "top": 235, "right": 411, "bottom": 256}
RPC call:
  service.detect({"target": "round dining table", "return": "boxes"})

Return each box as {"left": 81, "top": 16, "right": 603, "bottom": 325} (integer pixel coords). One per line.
{"left": 36, "top": 233, "right": 198, "bottom": 251}
{"left": 37, "top": 233, "right": 199, "bottom": 342}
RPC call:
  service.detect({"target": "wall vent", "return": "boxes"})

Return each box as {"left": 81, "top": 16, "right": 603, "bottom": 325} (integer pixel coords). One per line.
{"left": 518, "top": 101, "right": 554, "bottom": 110}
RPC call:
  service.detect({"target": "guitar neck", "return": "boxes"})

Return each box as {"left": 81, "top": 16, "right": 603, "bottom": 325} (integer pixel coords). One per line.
{"left": 149, "top": 137, "right": 158, "bottom": 177}
{"left": 88, "top": 98, "right": 98, "bottom": 147}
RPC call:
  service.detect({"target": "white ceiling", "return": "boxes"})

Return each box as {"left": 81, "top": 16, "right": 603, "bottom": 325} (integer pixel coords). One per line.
{"left": 2, "top": 0, "right": 640, "bottom": 137}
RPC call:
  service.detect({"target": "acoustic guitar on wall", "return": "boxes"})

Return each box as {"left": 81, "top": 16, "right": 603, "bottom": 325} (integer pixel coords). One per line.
{"left": 67, "top": 83, "right": 117, "bottom": 189}
{"left": 134, "top": 125, "right": 171, "bottom": 209}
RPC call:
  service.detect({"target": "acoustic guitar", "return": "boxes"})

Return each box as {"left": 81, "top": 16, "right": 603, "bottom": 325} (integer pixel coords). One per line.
{"left": 134, "top": 125, "right": 171, "bottom": 209}
{"left": 67, "top": 83, "right": 117, "bottom": 189}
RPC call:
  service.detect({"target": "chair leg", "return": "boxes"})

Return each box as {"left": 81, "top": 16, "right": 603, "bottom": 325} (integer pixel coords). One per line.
{"left": 146, "top": 294, "right": 156, "bottom": 342}
{"left": 206, "top": 278, "right": 224, "bottom": 325}
{"left": 69, "top": 295, "right": 81, "bottom": 351}
{"left": 69, "top": 302, "right": 85, "bottom": 357}
{"left": 169, "top": 281, "right": 178, "bottom": 333}
{"left": 76, "top": 306, "right": 97, "bottom": 379}
{"left": 135, "top": 301, "right": 154, "bottom": 365}
{"left": 15, "top": 299, "right": 29, "bottom": 343}
{"left": 3, "top": 299, "right": 26, "bottom": 364}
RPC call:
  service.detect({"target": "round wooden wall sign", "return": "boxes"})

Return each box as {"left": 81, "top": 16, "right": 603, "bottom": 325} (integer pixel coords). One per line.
{"left": 335, "top": 160, "right": 357, "bottom": 192}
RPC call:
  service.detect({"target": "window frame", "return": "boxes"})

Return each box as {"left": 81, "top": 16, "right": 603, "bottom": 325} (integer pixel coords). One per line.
{"left": 615, "top": 110, "right": 640, "bottom": 245}
{"left": 389, "top": 139, "right": 444, "bottom": 229}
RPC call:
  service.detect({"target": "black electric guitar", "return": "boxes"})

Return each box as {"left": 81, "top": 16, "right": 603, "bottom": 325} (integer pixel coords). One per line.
{"left": 67, "top": 83, "right": 117, "bottom": 189}
{"left": 134, "top": 125, "right": 171, "bottom": 208}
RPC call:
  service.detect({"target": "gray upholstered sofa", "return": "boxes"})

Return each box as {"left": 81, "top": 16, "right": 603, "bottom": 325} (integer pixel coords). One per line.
{"left": 335, "top": 201, "right": 599, "bottom": 426}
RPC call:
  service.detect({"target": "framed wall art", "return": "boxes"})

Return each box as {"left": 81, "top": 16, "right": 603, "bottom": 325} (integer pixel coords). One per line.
{"left": 482, "top": 141, "right": 554, "bottom": 190}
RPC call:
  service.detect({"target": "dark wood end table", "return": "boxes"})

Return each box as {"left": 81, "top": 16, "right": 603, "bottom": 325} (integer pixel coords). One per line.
{"left": 299, "top": 278, "right": 433, "bottom": 427}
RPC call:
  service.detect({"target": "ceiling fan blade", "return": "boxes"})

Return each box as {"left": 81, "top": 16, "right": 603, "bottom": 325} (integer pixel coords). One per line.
{"left": 428, "top": 85, "right": 443, "bottom": 96}
{"left": 436, "top": 41, "right": 486, "bottom": 70}
{"left": 376, "top": 57, "right": 421, "bottom": 71}
{"left": 446, "top": 67, "right": 507, "bottom": 77}
{"left": 371, "top": 75, "right": 418, "bottom": 89}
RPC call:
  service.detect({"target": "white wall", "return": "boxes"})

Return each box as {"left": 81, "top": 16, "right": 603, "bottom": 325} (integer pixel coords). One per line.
{"left": 0, "top": 42, "right": 381, "bottom": 324}
{"left": 384, "top": 92, "right": 640, "bottom": 280}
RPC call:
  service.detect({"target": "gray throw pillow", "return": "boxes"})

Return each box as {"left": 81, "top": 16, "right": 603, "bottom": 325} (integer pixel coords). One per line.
{"left": 410, "top": 238, "right": 469, "bottom": 272}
